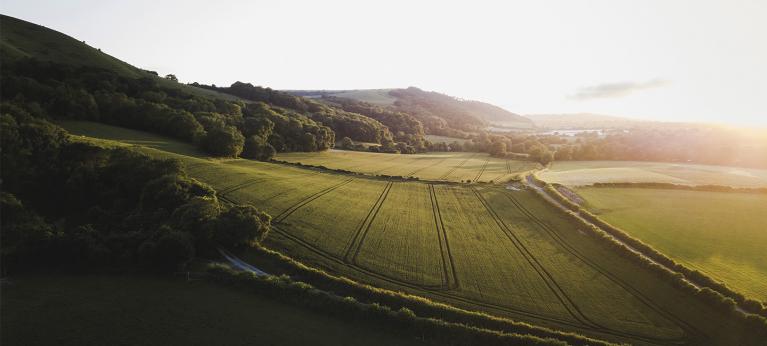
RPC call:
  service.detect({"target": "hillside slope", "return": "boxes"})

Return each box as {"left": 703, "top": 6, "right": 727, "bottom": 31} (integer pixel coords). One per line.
{"left": 289, "top": 88, "right": 533, "bottom": 134}
{"left": 0, "top": 14, "right": 240, "bottom": 101}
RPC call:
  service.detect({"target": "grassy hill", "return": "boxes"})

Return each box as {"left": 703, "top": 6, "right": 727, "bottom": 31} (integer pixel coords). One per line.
{"left": 289, "top": 88, "right": 534, "bottom": 133}
{"left": 61, "top": 121, "right": 766, "bottom": 346}
{"left": 0, "top": 14, "right": 241, "bottom": 101}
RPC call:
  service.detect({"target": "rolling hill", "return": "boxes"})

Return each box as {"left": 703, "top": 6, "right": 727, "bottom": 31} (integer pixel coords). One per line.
{"left": 289, "top": 88, "right": 534, "bottom": 134}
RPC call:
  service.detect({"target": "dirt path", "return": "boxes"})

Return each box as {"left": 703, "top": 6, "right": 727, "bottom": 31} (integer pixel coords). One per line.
{"left": 219, "top": 248, "right": 268, "bottom": 276}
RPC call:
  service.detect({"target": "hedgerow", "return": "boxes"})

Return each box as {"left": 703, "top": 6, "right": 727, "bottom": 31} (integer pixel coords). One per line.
{"left": 528, "top": 183, "right": 767, "bottom": 330}
{"left": 206, "top": 264, "right": 571, "bottom": 346}
{"left": 227, "top": 244, "right": 613, "bottom": 346}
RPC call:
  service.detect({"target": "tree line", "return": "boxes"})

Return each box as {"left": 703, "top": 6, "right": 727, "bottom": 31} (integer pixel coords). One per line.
{"left": 193, "top": 81, "right": 428, "bottom": 152}
{"left": 1, "top": 105, "right": 271, "bottom": 274}
{"left": 1, "top": 58, "right": 335, "bottom": 160}
{"left": 530, "top": 177, "right": 767, "bottom": 323}
{"left": 550, "top": 127, "right": 767, "bottom": 168}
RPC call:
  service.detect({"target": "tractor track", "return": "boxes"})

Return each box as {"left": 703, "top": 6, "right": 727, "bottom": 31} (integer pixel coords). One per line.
{"left": 472, "top": 158, "right": 489, "bottom": 182}
{"left": 504, "top": 190, "right": 706, "bottom": 342}
{"left": 273, "top": 178, "right": 355, "bottom": 223}
{"left": 267, "top": 221, "right": 681, "bottom": 345}
{"left": 343, "top": 181, "right": 394, "bottom": 262}
{"left": 404, "top": 156, "right": 449, "bottom": 177}
{"left": 429, "top": 184, "right": 460, "bottom": 290}
{"left": 470, "top": 187, "right": 604, "bottom": 330}
{"left": 217, "top": 181, "right": 690, "bottom": 345}
{"left": 439, "top": 153, "right": 476, "bottom": 180}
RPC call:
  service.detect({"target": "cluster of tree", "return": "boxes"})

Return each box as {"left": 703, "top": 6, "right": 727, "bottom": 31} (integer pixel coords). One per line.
{"left": 1, "top": 108, "right": 271, "bottom": 274}
{"left": 387, "top": 87, "right": 531, "bottom": 135}
{"left": 194, "top": 82, "right": 396, "bottom": 146}
{"left": 550, "top": 127, "right": 767, "bottom": 168}
{"left": 337, "top": 136, "right": 418, "bottom": 154}
{"left": 388, "top": 87, "right": 485, "bottom": 134}
{"left": 320, "top": 96, "right": 427, "bottom": 150}
{"left": 589, "top": 182, "right": 767, "bottom": 194}
{"left": 425, "top": 132, "right": 554, "bottom": 164}
{"left": 1, "top": 58, "right": 332, "bottom": 160}
{"left": 206, "top": 264, "right": 570, "bottom": 346}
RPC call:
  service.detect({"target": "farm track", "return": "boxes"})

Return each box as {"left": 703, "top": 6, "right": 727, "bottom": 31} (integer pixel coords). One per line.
{"left": 439, "top": 153, "right": 476, "bottom": 180}
{"left": 470, "top": 188, "right": 603, "bottom": 331}
{"left": 429, "top": 184, "right": 460, "bottom": 290}
{"left": 472, "top": 158, "right": 489, "bottom": 182}
{"left": 503, "top": 190, "right": 701, "bottom": 343}
{"left": 273, "top": 178, "right": 355, "bottom": 223}
{"left": 343, "top": 182, "right": 394, "bottom": 263}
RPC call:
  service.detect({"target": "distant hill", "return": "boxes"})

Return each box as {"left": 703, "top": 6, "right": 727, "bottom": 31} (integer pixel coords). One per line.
{"left": 526, "top": 113, "right": 646, "bottom": 129}
{"left": 288, "top": 87, "right": 533, "bottom": 135}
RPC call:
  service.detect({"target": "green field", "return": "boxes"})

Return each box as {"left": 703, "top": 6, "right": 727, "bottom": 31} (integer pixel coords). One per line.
{"left": 576, "top": 187, "right": 767, "bottom": 301}
{"left": 329, "top": 89, "right": 397, "bottom": 105}
{"left": 541, "top": 161, "right": 767, "bottom": 187}
{"left": 1, "top": 275, "right": 426, "bottom": 346}
{"left": 276, "top": 150, "right": 540, "bottom": 183}
{"left": 59, "top": 121, "right": 761, "bottom": 345}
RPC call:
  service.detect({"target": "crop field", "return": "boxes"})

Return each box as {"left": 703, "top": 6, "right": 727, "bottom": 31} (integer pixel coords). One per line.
{"left": 60, "top": 122, "right": 760, "bottom": 346}
{"left": 576, "top": 187, "right": 767, "bottom": 301}
{"left": 540, "top": 161, "right": 767, "bottom": 187}
{"left": 276, "top": 150, "right": 540, "bottom": 183}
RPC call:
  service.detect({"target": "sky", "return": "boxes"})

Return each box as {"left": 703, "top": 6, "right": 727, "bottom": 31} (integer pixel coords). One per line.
{"left": 2, "top": 0, "right": 766, "bottom": 126}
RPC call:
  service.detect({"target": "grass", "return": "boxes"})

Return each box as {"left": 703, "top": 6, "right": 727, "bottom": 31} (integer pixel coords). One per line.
{"left": 576, "top": 187, "right": 767, "bottom": 301}
{"left": 540, "top": 161, "right": 767, "bottom": 187}
{"left": 0, "top": 275, "right": 427, "bottom": 346}
{"left": 276, "top": 150, "right": 540, "bottom": 183}
{"left": 60, "top": 120, "right": 205, "bottom": 157}
{"left": 329, "top": 89, "right": 397, "bottom": 105}
{"left": 57, "top": 121, "right": 765, "bottom": 346}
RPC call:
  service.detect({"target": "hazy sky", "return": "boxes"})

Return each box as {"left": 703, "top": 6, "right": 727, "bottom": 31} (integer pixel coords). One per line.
{"left": 2, "top": 0, "right": 766, "bottom": 126}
